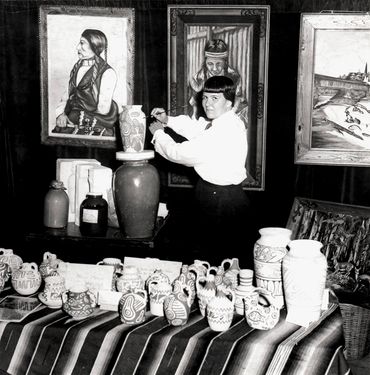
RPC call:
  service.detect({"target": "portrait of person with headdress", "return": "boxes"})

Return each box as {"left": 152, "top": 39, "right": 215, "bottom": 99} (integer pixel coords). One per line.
{"left": 188, "top": 39, "right": 248, "bottom": 124}
{"left": 53, "top": 29, "right": 119, "bottom": 137}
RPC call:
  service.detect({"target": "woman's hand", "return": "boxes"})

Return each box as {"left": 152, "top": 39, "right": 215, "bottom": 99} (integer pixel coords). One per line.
{"left": 150, "top": 108, "right": 168, "bottom": 124}
{"left": 149, "top": 121, "right": 165, "bottom": 135}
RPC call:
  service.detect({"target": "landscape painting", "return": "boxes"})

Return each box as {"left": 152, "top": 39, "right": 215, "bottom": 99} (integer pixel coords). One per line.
{"left": 296, "top": 13, "right": 370, "bottom": 166}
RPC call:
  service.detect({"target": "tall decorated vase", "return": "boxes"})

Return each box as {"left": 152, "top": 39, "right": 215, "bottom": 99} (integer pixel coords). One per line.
{"left": 119, "top": 105, "right": 146, "bottom": 152}
{"left": 113, "top": 150, "right": 160, "bottom": 238}
{"left": 282, "top": 239, "right": 327, "bottom": 327}
{"left": 253, "top": 227, "right": 292, "bottom": 308}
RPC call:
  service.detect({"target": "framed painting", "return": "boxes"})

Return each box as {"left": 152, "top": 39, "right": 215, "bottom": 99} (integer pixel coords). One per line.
{"left": 39, "top": 6, "right": 135, "bottom": 148}
{"left": 167, "top": 5, "right": 270, "bottom": 190}
{"left": 296, "top": 13, "right": 370, "bottom": 166}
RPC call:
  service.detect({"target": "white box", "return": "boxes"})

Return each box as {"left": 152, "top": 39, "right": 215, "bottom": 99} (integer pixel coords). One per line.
{"left": 56, "top": 159, "right": 100, "bottom": 222}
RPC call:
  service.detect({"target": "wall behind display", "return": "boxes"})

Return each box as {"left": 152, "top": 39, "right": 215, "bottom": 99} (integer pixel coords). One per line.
{"left": 1, "top": 0, "right": 370, "bottom": 253}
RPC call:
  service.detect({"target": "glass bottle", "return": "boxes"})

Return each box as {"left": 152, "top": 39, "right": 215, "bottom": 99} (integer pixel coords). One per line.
{"left": 43, "top": 180, "right": 69, "bottom": 228}
{"left": 79, "top": 193, "right": 108, "bottom": 236}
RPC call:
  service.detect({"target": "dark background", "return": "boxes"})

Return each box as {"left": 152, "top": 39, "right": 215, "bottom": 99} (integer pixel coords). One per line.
{"left": 1, "top": 0, "right": 370, "bottom": 265}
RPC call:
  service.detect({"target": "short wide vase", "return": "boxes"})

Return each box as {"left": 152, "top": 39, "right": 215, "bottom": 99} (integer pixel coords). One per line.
{"left": 282, "top": 239, "right": 327, "bottom": 326}
{"left": 113, "top": 150, "right": 160, "bottom": 238}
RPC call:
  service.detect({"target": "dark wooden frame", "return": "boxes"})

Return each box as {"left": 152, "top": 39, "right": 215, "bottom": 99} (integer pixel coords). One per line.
{"left": 167, "top": 5, "right": 270, "bottom": 190}
{"left": 39, "top": 5, "right": 135, "bottom": 148}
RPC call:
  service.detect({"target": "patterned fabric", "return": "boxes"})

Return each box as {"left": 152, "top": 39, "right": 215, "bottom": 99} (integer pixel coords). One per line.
{"left": 0, "top": 287, "right": 350, "bottom": 375}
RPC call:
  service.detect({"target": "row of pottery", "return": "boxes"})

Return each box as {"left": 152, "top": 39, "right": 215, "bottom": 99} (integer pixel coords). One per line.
{"left": 253, "top": 227, "right": 328, "bottom": 326}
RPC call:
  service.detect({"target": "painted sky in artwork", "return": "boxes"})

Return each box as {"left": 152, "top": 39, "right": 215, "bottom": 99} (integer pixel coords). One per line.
{"left": 314, "top": 29, "right": 370, "bottom": 77}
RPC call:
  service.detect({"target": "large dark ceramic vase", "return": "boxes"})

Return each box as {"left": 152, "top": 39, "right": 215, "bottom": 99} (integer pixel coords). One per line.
{"left": 113, "top": 150, "right": 160, "bottom": 238}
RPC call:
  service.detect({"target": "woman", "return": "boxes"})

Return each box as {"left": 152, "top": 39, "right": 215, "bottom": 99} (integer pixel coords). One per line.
{"left": 150, "top": 76, "right": 251, "bottom": 265}
{"left": 54, "top": 29, "right": 118, "bottom": 136}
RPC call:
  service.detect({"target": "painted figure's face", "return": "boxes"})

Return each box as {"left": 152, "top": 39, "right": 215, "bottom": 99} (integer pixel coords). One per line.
{"left": 202, "top": 92, "right": 231, "bottom": 119}
{"left": 76, "top": 37, "right": 95, "bottom": 60}
{"left": 205, "top": 57, "right": 226, "bottom": 76}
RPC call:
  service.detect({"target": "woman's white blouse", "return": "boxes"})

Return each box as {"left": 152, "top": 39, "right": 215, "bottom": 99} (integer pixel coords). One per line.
{"left": 152, "top": 110, "right": 248, "bottom": 185}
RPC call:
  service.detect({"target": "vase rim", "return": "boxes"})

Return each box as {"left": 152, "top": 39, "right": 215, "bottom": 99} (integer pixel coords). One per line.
{"left": 116, "top": 150, "right": 154, "bottom": 161}
{"left": 288, "top": 239, "right": 323, "bottom": 252}
{"left": 259, "top": 227, "right": 292, "bottom": 235}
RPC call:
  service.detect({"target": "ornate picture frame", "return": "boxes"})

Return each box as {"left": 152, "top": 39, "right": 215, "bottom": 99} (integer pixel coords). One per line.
{"left": 39, "top": 6, "right": 135, "bottom": 148}
{"left": 167, "top": 5, "right": 270, "bottom": 190}
{"left": 296, "top": 13, "right": 370, "bottom": 166}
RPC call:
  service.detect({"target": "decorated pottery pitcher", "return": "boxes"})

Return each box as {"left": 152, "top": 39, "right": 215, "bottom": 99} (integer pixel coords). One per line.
{"left": 11, "top": 262, "right": 42, "bottom": 295}
{"left": 164, "top": 281, "right": 192, "bottom": 326}
{"left": 243, "top": 288, "right": 280, "bottom": 330}
{"left": 119, "top": 288, "right": 148, "bottom": 325}
{"left": 116, "top": 265, "right": 143, "bottom": 294}
{"left": 62, "top": 286, "right": 96, "bottom": 320}
{"left": 38, "top": 274, "right": 66, "bottom": 309}
{"left": 188, "top": 260, "right": 211, "bottom": 280}
{"left": 0, "top": 248, "right": 23, "bottom": 274}
{"left": 196, "top": 270, "right": 217, "bottom": 317}
{"left": 0, "top": 262, "right": 10, "bottom": 291}
{"left": 148, "top": 279, "right": 172, "bottom": 316}
{"left": 221, "top": 258, "right": 240, "bottom": 290}
{"left": 39, "top": 251, "right": 62, "bottom": 279}
{"left": 207, "top": 286, "right": 235, "bottom": 332}
{"left": 97, "top": 257, "right": 124, "bottom": 291}
{"left": 173, "top": 265, "right": 196, "bottom": 306}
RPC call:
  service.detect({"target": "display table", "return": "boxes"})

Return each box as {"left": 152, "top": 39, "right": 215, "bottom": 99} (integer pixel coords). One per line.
{"left": 22, "top": 217, "right": 169, "bottom": 263}
{"left": 0, "top": 287, "right": 350, "bottom": 375}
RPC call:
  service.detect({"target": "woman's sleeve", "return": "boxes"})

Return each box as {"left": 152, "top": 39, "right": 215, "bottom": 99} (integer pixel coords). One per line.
{"left": 167, "top": 115, "right": 207, "bottom": 139}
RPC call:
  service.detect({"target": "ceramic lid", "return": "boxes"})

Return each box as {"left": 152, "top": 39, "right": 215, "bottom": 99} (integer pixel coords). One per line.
{"left": 116, "top": 150, "right": 155, "bottom": 161}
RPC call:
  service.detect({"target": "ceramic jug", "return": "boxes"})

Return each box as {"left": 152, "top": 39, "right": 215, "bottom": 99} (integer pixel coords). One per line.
{"left": 0, "top": 248, "right": 23, "bottom": 274}
{"left": 207, "top": 286, "right": 235, "bottom": 332}
{"left": 221, "top": 258, "right": 240, "bottom": 290}
{"left": 253, "top": 227, "right": 292, "bottom": 308}
{"left": 0, "top": 262, "right": 10, "bottom": 292}
{"left": 196, "top": 270, "right": 217, "bottom": 317}
{"left": 97, "top": 257, "right": 124, "bottom": 291}
{"left": 62, "top": 286, "right": 96, "bottom": 320}
{"left": 118, "top": 288, "right": 148, "bottom": 325}
{"left": 38, "top": 274, "right": 66, "bottom": 309}
{"left": 39, "top": 251, "right": 62, "bottom": 279}
{"left": 11, "top": 262, "right": 42, "bottom": 295}
{"left": 148, "top": 280, "right": 172, "bottom": 316}
{"left": 235, "top": 269, "right": 255, "bottom": 315}
{"left": 188, "top": 260, "right": 211, "bottom": 280}
{"left": 173, "top": 265, "right": 196, "bottom": 306}
{"left": 164, "top": 281, "right": 192, "bottom": 326}
{"left": 116, "top": 265, "right": 144, "bottom": 294}
{"left": 243, "top": 288, "right": 280, "bottom": 330}
{"left": 145, "top": 269, "right": 170, "bottom": 288}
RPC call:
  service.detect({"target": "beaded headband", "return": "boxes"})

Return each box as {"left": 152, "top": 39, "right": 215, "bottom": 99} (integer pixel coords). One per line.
{"left": 205, "top": 51, "right": 228, "bottom": 59}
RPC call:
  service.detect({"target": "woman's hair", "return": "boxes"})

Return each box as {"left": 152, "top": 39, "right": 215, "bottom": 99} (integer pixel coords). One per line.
{"left": 81, "top": 29, "right": 108, "bottom": 60}
{"left": 203, "top": 76, "right": 236, "bottom": 105}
